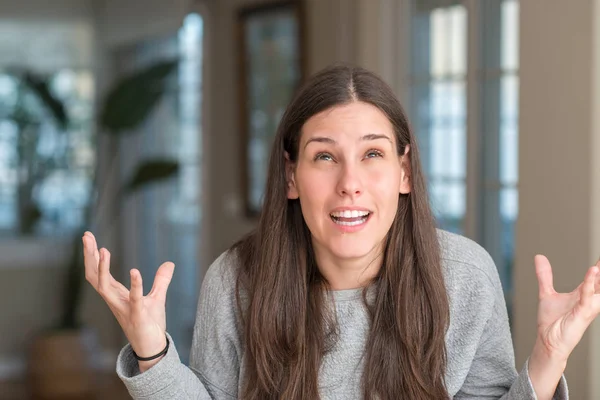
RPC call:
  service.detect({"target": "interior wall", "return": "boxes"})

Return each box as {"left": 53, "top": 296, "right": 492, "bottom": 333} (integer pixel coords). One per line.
{"left": 514, "top": 1, "right": 600, "bottom": 398}
{"left": 590, "top": 0, "right": 600, "bottom": 396}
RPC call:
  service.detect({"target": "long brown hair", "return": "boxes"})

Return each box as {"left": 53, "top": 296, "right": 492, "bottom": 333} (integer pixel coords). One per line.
{"left": 232, "top": 64, "right": 449, "bottom": 399}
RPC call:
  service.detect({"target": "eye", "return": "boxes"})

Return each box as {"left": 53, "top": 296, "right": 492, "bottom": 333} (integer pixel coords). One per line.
{"left": 365, "top": 149, "right": 384, "bottom": 159}
{"left": 314, "top": 152, "right": 334, "bottom": 162}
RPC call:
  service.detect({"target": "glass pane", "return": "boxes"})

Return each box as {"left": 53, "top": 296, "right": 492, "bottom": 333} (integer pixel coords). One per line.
{"left": 246, "top": 9, "right": 301, "bottom": 213}
{"left": 429, "top": 80, "right": 466, "bottom": 178}
{"left": 500, "top": 75, "right": 519, "bottom": 185}
{"left": 430, "top": 80, "right": 447, "bottom": 121}
{"left": 430, "top": 8, "right": 448, "bottom": 78}
{"left": 430, "top": 5, "right": 467, "bottom": 78}
{"left": 449, "top": 5, "right": 467, "bottom": 75}
{"left": 500, "top": 186, "right": 517, "bottom": 313}
{"left": 0, "top": 68, "right": 95, "bottom": 236}
{"left": 501, "top": 0, "right": 520, "bottom": 71}
{"left": 0, "top": 74, "right": 18, "bottom": 110}
{"left": 500, "top": 186, "right": 518, "bottom": 222}
{"left": 413, "top": 2, "right": 467, "bottom": 233}
{"left": 0, "top": 119, "right": 18, "bottom": 229}
{"left": 34, "top": 169, "right": 91, "bottom": 234}
{"left": 500, "top": 74, "right": 519, "bottom": 119}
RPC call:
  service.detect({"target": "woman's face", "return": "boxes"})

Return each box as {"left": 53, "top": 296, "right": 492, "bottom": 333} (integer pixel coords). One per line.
{"left": 287, "top": 101, "right": 411, "bottom": 263}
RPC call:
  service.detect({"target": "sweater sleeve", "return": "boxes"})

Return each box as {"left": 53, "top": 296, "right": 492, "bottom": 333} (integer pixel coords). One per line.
{"left": 116, "top": 251, "right": 242, "bottom": 399}
{"left": 501, "top": 359, "right": 568, "bottom": 400}
{"left": 452, "top": 252, "right": 568, "bottom": 400}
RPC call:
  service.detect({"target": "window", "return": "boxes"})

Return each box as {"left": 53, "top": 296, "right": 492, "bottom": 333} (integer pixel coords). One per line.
{"left": 0, "top": 69, "right": 95, "bottom": 237}
{"left": 409, "top": 0, "right": 520, "bottom": 316}
{"left": 410, "top": 3, "right": 467, "bottom": 235}
{"left": 115, "top": 12, "right": 204, "bottom": 364}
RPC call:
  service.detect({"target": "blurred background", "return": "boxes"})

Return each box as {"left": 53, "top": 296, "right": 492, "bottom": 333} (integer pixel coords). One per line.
{"left": 0, "top": 0, "right": 598, "bottom": 398}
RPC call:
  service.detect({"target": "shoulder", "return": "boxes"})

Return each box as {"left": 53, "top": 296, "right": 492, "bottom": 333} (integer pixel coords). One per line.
{"left": 195, "top": 249, "right": 245, "bottom": 337}
{"left": 200, "top": 249, "right": 240, "bottom": 298}
{"left": 437, "top": 231, "right": 515, "bottom": 393}
{"left": 437, "top": 229, "right": 502, "bottom": 293}
{"left": 436, "top": 229, "right": 506, "bottom": 323}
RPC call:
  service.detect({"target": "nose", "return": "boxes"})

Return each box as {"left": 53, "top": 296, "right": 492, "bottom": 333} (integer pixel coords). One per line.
{"left": 336, "top": 163, "right": 363, "bottom": 198}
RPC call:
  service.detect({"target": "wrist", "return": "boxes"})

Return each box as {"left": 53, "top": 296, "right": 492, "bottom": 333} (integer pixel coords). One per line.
{"left": 528, "top": 340, "right": 567, "bottom": 400}
{"left": 531, "top": 338, "right": 568, "bottom": 366}
{"left": 138, "top": 355, "right": 166, "bottom": 373}
{"left": 132, "top": 335, "right": 169, "bottom": 373}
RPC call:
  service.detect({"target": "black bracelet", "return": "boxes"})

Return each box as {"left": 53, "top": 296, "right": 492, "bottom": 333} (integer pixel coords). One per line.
{"left": 133, "top": 336, "right": 170, "bottom": 362}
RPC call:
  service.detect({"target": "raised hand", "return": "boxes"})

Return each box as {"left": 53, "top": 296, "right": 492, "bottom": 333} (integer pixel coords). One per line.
{"left": 82, "top": 231, "right": 175, "bottom": 371}
{"left": 529, "top": 254, "right": 600, "bottom": 399}
{"left": 535, "top": 254, "right": 600, "bottom": 360}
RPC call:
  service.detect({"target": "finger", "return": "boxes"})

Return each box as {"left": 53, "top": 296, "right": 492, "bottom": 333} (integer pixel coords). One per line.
{"left": 83, "top": 232, "right": 100, "bottom": 265}
{"left": 581, "top": 266, "right": 598, "bottom": 308}
{"left": 109, "top": 275, "right": 130, "bottom": 299}
{"left": 535, "top": 254, "right": 555, "bottom": 298}
{"left": 129, "top": 269, "right": 144, "bottom": 315}
{"left": 148, "top": 262, "right": 175, "bottom": 301}
{"left": 82, "top": 235, "right": 99, "bottom": 286}
{"left": 97, "top": 248, "right": 111, "bottom": 293}
{"left": 96, "top": 249, "right": 126, "bottom": 312}
{"left": 91, "top": 241, "right": 100, "bottom": 264}
{"left": 83, "top": 230, "right": 95, "bottom": 243}
{"left": 83, "top": 231, "right": 97, "bottom": 251}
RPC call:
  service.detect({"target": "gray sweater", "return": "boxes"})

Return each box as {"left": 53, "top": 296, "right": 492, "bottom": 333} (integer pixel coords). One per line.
{"left": 117, "top": 230, "right": 568, "bottom": 399}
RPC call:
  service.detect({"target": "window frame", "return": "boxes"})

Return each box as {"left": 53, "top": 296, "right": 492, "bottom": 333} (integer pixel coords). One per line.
{"left": 403, "top": 0, "right": 520, "bottom": 311}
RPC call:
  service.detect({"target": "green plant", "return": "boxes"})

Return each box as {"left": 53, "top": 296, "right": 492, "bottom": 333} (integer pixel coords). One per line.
{"left": 63, "top": 59, "right": 180, "bottom": 330}
{"left": 11, "top": 59, "right": 180, "bottom": 330}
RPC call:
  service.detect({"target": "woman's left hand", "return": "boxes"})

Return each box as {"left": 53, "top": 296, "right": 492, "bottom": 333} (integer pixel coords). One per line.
{"left": 535, "top": 254, "right": 600, "bottom": 361}
{"left": 529, "top": 254, "right": 600, "bottom": 399}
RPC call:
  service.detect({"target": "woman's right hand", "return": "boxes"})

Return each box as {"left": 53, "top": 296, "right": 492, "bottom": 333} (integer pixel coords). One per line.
{"left": 82, "top": 231, "right": 175, "bottom": 372}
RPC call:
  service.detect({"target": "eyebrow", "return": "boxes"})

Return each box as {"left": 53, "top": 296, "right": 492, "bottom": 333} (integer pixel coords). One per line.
{"left": 303, "top": 134, "right": 393, "bottom": 150}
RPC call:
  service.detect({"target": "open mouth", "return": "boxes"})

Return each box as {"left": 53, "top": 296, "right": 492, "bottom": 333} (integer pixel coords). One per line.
{"left": 330, "top": 210, "right": 371, "bottom": 226}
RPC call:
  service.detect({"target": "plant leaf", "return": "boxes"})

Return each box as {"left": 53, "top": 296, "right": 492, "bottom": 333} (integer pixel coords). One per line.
{"left": 20, "top": 72, "right": 69, "bottom": 130}
{"left": 124, "top": 159, "right": 179, "bottom": 194}
{"left": 100, "top": 59, "right": 179, "bottom": 134}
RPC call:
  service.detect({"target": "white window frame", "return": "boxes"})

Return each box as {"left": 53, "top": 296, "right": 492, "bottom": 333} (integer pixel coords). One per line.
{"left": 387, "top": 0, "right": 519, "bottom": 310}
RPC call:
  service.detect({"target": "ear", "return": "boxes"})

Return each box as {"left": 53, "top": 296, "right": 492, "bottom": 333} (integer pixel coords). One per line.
{"left": 285, "top": 152, "right": 299, "bottom": 199}
{"left": 399, "top": 145, "right": 412, "bottom": 194}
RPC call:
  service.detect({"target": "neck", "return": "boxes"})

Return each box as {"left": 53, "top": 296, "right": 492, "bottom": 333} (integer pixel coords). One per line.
{"left": 312, "top": 242, "right": 384, "bottom": 290}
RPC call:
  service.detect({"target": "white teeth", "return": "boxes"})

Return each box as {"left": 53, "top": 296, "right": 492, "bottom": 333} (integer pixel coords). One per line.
{"left": 330, "top": 210, "right": 370, "bottom": 218}
{"left": 334, "top": 219, "right": 366, "bottom": 226}
{"left": 329, "top": 210, "right": 370, "bottom": 227}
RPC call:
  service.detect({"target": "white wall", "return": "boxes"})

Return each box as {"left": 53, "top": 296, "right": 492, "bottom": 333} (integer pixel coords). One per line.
{"left": 514, "top": 1, "right": 600, "bottom": 398}
{"left": 96, "top": 0, "right": 191, "bottom": 49}
{"left": 0, "top": 0, "right": 94, "bottom": 70}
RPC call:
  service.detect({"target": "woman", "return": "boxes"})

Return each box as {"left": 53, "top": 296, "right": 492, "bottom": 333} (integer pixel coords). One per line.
{"left": 83, "top": 65, "right": 599, "bottom": 399}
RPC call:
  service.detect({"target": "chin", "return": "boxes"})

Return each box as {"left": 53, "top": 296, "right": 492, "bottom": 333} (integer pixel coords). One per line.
{"left": 326, "top": 238, "right": 382, "bottom": 261}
